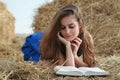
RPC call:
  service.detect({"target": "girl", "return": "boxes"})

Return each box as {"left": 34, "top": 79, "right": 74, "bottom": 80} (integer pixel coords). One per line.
{"left": 40, "top": 4, "right": 95, "bottom": 67}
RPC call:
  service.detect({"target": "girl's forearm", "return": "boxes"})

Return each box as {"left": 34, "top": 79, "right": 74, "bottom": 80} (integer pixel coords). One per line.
{"left": 74, "top": 55, "right": 88, "bottom": 67}
{"left": 65, "top": 45, "right": 75, "bottom": 66}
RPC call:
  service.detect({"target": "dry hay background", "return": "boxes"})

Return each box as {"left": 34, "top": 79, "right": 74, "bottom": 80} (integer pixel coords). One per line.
{"left": 0, "top": 0, "right": 120, "bottom": 80}
{"left": 0, "top": 1, "right": 15, "bottom": 45}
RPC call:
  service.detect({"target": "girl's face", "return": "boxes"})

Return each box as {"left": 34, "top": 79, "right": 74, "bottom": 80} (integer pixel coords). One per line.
{"left": 60, "top": 15, "right": 80, "bottom": 41}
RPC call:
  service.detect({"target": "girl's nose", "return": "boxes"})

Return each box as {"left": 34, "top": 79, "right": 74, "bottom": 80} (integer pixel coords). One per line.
{"left": 65, "top": 28, "right": 70, "bottom": 34}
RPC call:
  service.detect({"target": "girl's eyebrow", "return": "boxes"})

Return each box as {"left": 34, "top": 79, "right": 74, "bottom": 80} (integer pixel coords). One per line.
{"left": 69, "top": 23, "right": 74, "bottom": 26}
{"left": 61, "top": 23, "right": 74, "bottom": 27}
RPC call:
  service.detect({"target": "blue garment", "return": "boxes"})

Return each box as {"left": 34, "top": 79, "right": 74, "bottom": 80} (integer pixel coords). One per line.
{"left": 21, "top": 32, "right": 43, "bottom": 62}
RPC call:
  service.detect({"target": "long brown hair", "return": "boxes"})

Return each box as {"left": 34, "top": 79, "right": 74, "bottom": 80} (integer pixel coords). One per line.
{"left": 40, "top": 4, "right": 95, "bottom": 66}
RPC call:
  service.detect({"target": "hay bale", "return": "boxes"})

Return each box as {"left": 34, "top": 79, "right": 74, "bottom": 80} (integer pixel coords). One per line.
{"left": 0, "top": 1, "right": 15, "bottom": 45}
{"left": 32, "top": 0, "right": 120, "bottom": 55}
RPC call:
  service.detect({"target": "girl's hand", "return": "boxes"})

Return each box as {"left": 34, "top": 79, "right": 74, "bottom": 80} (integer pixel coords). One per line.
{"left": 71, "top": 37, "right": 82, "bottom": 56}
{"left": 57, "top": 32, "right": 71, "bottom": 46}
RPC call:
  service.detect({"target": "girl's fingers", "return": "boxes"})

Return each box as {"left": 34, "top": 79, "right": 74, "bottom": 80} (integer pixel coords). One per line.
{"left": 72, "top": 37, "right": 82, "bottom": 46}
{"left": 75, "top": 37, "right": 82, "bottom": 44}
{"left": 57, "top": 32, "right": 71, "bottom": 46}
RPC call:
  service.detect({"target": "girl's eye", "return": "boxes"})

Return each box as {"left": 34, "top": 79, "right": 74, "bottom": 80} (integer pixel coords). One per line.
{"left": 69, "top": 25, "right": 75, "bottom": 29}
{"left": 61, "top": 26, "right": 65, "bottom": 29}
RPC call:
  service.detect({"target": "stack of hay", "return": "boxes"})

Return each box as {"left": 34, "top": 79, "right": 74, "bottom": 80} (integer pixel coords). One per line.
{"left": 0, "top": 1, "right": 15, "bottom": 45}
{"left": 0, "top": 1, "right": 22, "bottom": 63}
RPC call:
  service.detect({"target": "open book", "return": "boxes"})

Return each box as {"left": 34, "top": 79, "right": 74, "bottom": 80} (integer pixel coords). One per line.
{"left": 54, "top": 66, "right": 109, "bottom": 77}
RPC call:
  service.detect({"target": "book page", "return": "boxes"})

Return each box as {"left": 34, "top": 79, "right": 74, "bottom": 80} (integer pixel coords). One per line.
{"left": 78, "top": 67, "right": 109, "bottom": 76}
{"left": 54, "top": 66, "right": 84, "bottom": 76}
{"left": 78, "top": 67, "right": 105, "bottom": 73}
{"left": 54, "top": 66, "right": 80, "bottom": 72}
